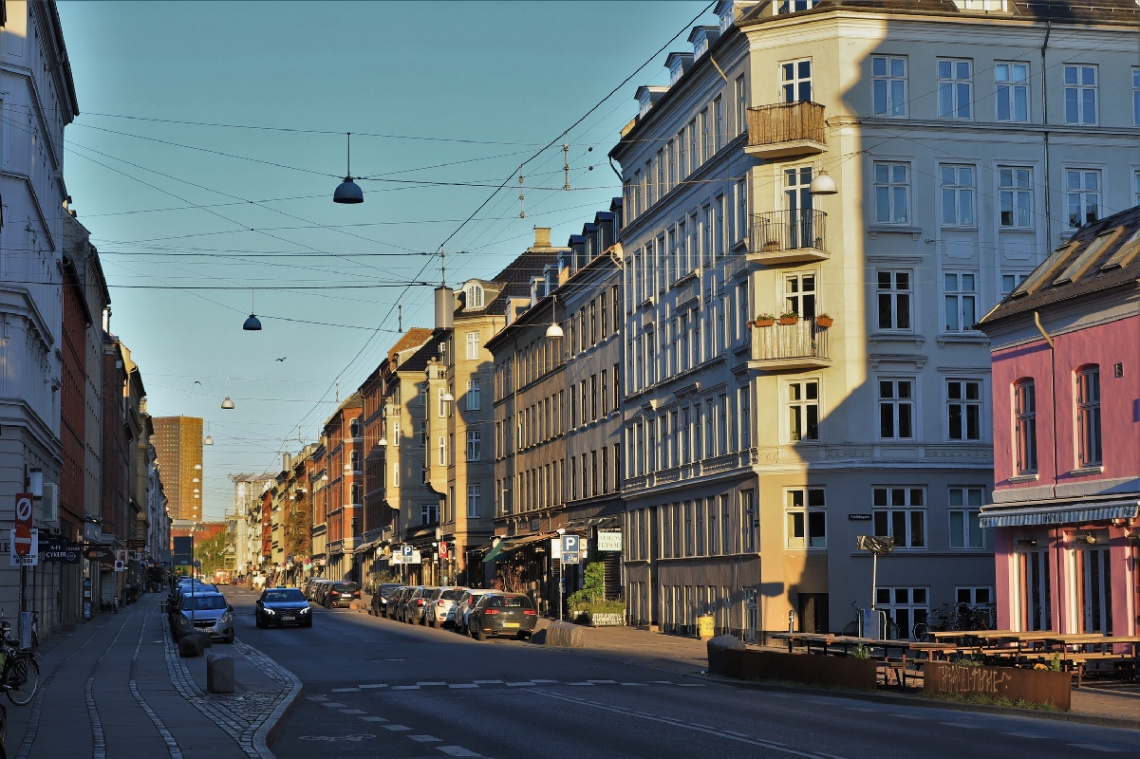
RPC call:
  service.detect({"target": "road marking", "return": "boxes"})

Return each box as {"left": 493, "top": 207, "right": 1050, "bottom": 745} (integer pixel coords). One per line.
{"left": 359, "top": 683, "right": 388, "bottom": 689}
{"left": 320, "top": 702, "right": 348, "bottom": 708}
{"left": 306, "top": 695, "right": 329, "bottom": 701}
{"left": 939, "top": 722, "right": 983, "bottom": 729}
{"left": 505, "top": 682, "right": 536, "bottom": 687}
{"left": 474, "top": 680, "right": 503, "bottom": 684}
{"left": 437, "top": 747, "right": 482, "bottom": 757}
{"left": 531, "top": 679, "right": 560, "bottom": 683}
{"left": 359, "top": 716, "right": 389, "bottom": 723}
{"left": 392, "top": 685, "right": 420, "bottom": 690}
{"left": 417, "top": 681, "right": 447, "bottom": 686}
{"left": 340, "top": 709, "right": 366, "bottom": 715}
{"left": 1002, "top": 732, "right": 1044, "bottom": 739}
{"left": 567, "top": 682, "right": 595, "bottom": 686}
{"left": 383, "top": 724, "right": 411, "bottom": 732}
{"left": 620, "top": 682, "right": 646, "bottom": 686}
{"left": 1067, "top": 745, "right": 1124, "bottom": 753}
{"left": 588, "top": 679, "right": 617, "bottom": 684}
{"left": 650, "top": 680, "right": 674, "bottom": 684}
{"left": 332, "top": 687, "right": 360, "bottom": 692}
{"left": 410, "top": 735, "right": 442, "bottom": 742}
{"left": 449, "top": 683, "right": 479, "bottom": 689}
{"left": 678, "top": 684, "right": 706, "bottom": 687}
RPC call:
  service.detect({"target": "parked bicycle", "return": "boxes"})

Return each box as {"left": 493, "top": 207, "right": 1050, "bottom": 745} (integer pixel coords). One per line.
{"left": 0, "top": 613, "right": 39, "bottom": 706}
{"left": 840, "top": 601, "right": 900, "bottom": 639}
{"left": 912, "top": 602, "right": 994, "bottom": 641}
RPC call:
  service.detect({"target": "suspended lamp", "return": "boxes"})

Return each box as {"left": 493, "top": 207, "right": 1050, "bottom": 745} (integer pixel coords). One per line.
{"left": 809, "top": 169, "right": 837, "bottom": 195}
{"left": 333, "top": 132, "right": 363, "bottom": 204}
{"left": 243, "top": 288, "right": 262, "bottom": 331}
{"left": 545, "top": 293, "right": 564, "bottom": 338}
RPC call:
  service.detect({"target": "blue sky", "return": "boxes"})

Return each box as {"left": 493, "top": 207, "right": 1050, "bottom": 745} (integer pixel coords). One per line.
{"left": 57, "top": 1, "right": 715, "bottom": 519}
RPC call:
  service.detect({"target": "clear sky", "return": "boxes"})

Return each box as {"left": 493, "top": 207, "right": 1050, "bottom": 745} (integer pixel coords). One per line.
{"left": 57, "top": 1, "right": 716, "bottom": 520}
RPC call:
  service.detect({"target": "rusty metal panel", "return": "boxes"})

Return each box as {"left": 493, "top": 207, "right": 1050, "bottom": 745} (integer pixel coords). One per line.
{"left": 924, "top": 662, "right": 1071, "bottom": 711}
{"left": 722, "top": 650, "right": 876, "bottom": 690}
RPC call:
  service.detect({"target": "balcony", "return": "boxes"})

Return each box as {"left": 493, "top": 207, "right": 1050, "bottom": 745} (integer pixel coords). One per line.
{"left": 748, "top": 210, "right": 828, "bottom": 264}
{"left": 745, "top": 101, "right": 826, "bottom": 158}
{"left": 748, "top": 318, "right": 831, "bottom": 371}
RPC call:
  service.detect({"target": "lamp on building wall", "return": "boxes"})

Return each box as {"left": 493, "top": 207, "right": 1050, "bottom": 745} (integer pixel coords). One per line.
{"left": 1016, "top": 538, "right": 1038, "bottom": 547}
{"left": 333, "top": 132, "right": 363, "bottom": 204}
{"left": 545, "top": 294, "right": 564, "bottom": 339}
{"left": 243, "top": 288, "right": 262, "bottom": 331}
{"left": 1075, "top": 533, "right": 1097, "bottom": 545}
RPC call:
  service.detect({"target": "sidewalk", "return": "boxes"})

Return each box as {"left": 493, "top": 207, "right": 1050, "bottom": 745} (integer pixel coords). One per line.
{"left": 4, "top": 592, "right": 301, "bottom": 759}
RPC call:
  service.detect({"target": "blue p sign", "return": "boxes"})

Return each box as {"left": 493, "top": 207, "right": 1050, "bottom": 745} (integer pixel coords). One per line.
{"left": 402, "top": 545, "right": 413, "bottom": 557}
{"left": 561, "top": 534, "right": 579, "bottom": 555}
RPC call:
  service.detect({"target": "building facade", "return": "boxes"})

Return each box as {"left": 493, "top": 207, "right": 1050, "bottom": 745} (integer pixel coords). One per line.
{"left": 152, "top": 416, "right": 204, "bottom": 521}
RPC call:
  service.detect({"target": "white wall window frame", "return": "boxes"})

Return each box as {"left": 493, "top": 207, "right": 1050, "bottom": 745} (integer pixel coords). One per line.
{"left": 872, "top": 55, "right": 907, "bottom": 117}
{"left": 465, "top": 283, "right": 484, "bottom": 309}
{"left": 1133, "top": 68, "right": 1140, "bottom": 126}
{"left": 873, "top": 486, "right": 927, "bottom": 549}
{"left": 786, "top": 378, "right": 819, "bottom": 443}
{"left": 995, "top": 61, "right": 1029, "bottom": 122}
{"left": 735, "top": 74, "right": 747, "bottom": 136}
{"left": 948, "top": 486, "right": 986, "bottom": 549}
{"left": 1014, "top": 379, "right": 1038, "bottom": 474}
{"left": 784, "top": 270, "right": 817, "bottom": 320}
{"left": 1064, "top": 64, "right": 1098, "bottom": 125}
{"left": 955, "top": 586, "right": 993, "bottom": 606}
{"left": 875, "top": 586, "right": 930, "bottom": 637}
{"left": 1075, "top": 365, "right": 1102, "bottom": 467}
{"left": 878, "top": 377, "right": 916, "bottom": 441}
{"left": 872, "top": 161, "right": 911, "bottom": 225}
{"left": 677, "top": 128, "right": 688, "bottom": 178}
{"left": 1001, "top": 271, "right": 1031, "bottom": 299}
{"left": 785, "top": 488, "right": 826, "bottom": 549}
{"left": 392, "top": 420, "right": 400, "bottom": 447}
{"left": 943, "top": 270, "right": 978, "bottom": 333}
{"left": 465, "top": 331, "right": 480, "bottom": 360}
{"left": 466, "top": 378, "right": 481, "bottom": 411}
{"left": 780, "top": 58, "right": 812, "bottom": 103}
{"left": 1065, "top": 167, "right": 1101, "bottom": 229}
{"left": 998, "top": 166, "right": 1033, "bottom": 229}
{"left": 937, "top": 58, "right": 973, "bottom": 119}
{"left": 946, "top": 377, "right": 984, "bottom": 442}
{"left": 939, "top": 164, "right": 976, "bottom": 228}
{"left": 438, "top": 435, "right": 446, "bottom": 466}
{"left": 466, "top": 430, "right": 481, "bottom": 462}
{"left": 735, "top": 178, "right": 748, "bottom": 244}
{"left": 467, "top": 484, "right": 481, "bottom": 518}
{"left": 876, "top": 269, "right": 913, "bottom": 332}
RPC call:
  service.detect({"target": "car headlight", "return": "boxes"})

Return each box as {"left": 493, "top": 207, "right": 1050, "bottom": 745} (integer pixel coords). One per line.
{"left": 264, "top": 608, "right": 276, "bottom": 615}
{"left": 220, "top": 611, "right": 233, "bottom": 623}
{"left": 299, "top": 606, "right": 310, "bottom": 614}
{"left": 177, "top": 615, "right": 192, "bottom": 627}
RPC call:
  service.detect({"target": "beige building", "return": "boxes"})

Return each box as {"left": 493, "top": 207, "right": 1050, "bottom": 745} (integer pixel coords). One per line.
{"left": 152, "top": 417, "right": 204, "bottom": 521}
{"left": 611, "top": 0, "right": 1138, "bottom": 639}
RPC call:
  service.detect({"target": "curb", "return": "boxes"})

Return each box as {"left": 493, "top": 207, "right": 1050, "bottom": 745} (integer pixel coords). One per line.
{"left": 251, "top": 653, "right": 304, "bottom": 759}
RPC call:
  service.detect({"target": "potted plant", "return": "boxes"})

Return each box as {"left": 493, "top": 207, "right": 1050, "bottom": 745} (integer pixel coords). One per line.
{"left": 763, "top": 239, "right": 781, "bottom": 252}
{"left": 754, "top": 313, "right": 776, "bottom": 327}
{"left": 779, "top": 311, "right": 799, "bottom": 325}
{"left": 816, "top": 313, "right": 834, "bottom": 328}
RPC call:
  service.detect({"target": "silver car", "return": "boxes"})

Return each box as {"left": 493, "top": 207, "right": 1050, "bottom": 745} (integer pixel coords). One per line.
{"left": 171, "top": 591, "right": 235, "bottom": 643}
{"left": 424, "top": 586, "right": 470, "bottom": 628}
{"left": 452, "top": 589, "right": 493, "bottom": 634}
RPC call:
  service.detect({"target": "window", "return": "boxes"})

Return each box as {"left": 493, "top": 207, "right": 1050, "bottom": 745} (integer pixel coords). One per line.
{"left": 1075, "top": 366, "right": 1101, "bottom": 467}
{"left": 787, "top": 380, "right": 818, "bottom": 442}
{"left": 786, "top": 488, "right": 826, "bottom": 548}
{"left": 465, "top": 284, "right": 484, "bottom": 309}
{"left": 465, "top": 331, "right": 480, "bottom": 360}
{"left": 392, "top": 420, "right": 400, "bottom": 447}
{"left": 872, "top": 55, "right": 907, "bottom": 117}
{"left": 667, "top": 139, "right": 675, "bottom": 189}
{"left": 735, "top": 178, "right": 748, "bottom": 243}
{"left": 1014, "top": 380, "right": 1037, "bottom": 474}
{"left": 876, "top": 587, "right": 928, "bottom": 640}
{"left": 943, "top": 272, "right": 978, "bottom": 332}
{"left": 466, "top": 379, "right": 481, "bottom": 411}
{"left": 873, "top": 162, "right": 909, "bottom": 224}
{"left": 739, "top": 490, "right": 756, "bottom": 552}
{"left": 995, "top": 62, "right": 1029, "bottom": 121}
{"left": 940, "top": 165, "right": 975, "bottom": 227}
{"left": 422, "top": 502, "right": 438, "bottom": 524}
{"left": 876, "top": 271, "right": 912, "bottom": 331}
{"left": 873, "top": 487, "right": 926, "bottom": 548}
{"left": 879, "top": 378, "right": 915, "bottom": 440}
{"left": 392, "top": 461, "right": 399, "bottom": 487}
{"left": 467, "top": 485, "right": 481, "bottom": 518}
{"left": 1066, "top": 169, "right": 1100, "bottom": 228}
{"left": 779, "top": 0, "right": 819, "bottom": 12}
{"left": 998, "top": 167, "right": 1033, "bottom": 228}
{"left": 438, "top": 436, "right": 446, "bottom": 466}
{"left": 714, "top": 95, "right": 724, "bottom": 152}
{"left": 677, "top": 129, "right": 687, "bottom": 179}
{"left": 466, "top": 431, "right": 481, "bottom": 462}
{"left": 947, "top": 379, "right": 982, "bottom": 441}
{"left": 949, "top": 487, "right": 985, "bottom": 549}
{"left": 735, "top": 75, "right": 747, "bottom": 135}
{"left": 1001, "top": 272, "right": 1030, "bottom": 299}
{"left": 781, "top": 59, "right": 812, "bottom": 103}
{"left": 687, "top": 119, "right": 697, "bottom": 172}
{"left": 349, "top": 418, "right": 361, "bottom": 437}
{"left": 699, "top": 108, "right": 710, "bottom": 164}
{"left": 937, "top": 59, "right": 972, "bottom": 119}
{"left": 1134, "top": 68, "right": 1140, "bottom": 126}
{"left": 1064, "top": 65, "right": 1097, "bottom": 125}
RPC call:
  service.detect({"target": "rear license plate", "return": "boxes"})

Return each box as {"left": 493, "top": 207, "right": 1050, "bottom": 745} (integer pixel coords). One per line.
{"left": 504, "top": 622, "right": 520, "bottom": 628}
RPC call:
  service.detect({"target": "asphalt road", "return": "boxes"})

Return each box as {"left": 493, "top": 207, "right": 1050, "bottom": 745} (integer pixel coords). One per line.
{"left": 227, "top": 590, "right": 1139, "bottom": 759}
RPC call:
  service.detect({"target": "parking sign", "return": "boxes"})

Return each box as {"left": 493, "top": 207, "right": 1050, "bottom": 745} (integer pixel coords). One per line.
{"left": 560, "top": 534, "right": 579, "bottom": 564}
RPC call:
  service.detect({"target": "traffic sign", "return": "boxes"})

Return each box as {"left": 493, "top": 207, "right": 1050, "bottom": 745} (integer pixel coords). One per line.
{"left": 438, "top": 541, "right": 448, "bottom": 559}
{"left": 560, "top": 534, "right": 579, "bottom": 554}
{"left": 402, "top": 544, "right": 413, "bottom": 558}
{"left": 14, "top": 493, "right": 33, "bottom": 556}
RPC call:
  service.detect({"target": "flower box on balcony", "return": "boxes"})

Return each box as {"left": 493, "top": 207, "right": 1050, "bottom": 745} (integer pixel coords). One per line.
{"left": 779, "top": 314, "right": 799, "bottom": 325}
{"left": 753, "top": 314, "right": 776, "bottom": 328}
{"left": 763, "top": 240, "right": 781, "bottom": 252}
{"left": 816, "top": 315, "right": 834, "bottom": 328}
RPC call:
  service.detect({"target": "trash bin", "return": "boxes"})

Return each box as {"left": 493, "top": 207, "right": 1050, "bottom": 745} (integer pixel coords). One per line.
{"left": 697, "top": 614, "right": 715, "bottom": 641}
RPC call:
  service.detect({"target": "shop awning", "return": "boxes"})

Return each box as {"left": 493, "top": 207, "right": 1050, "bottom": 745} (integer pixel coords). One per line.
{"left": 978, "top": 499, "right": 1138, "bottom": 529}
{"left": 353, "top": 540, "right": 380, "bottom": 555}
{"left": 482, "top": 533, "right": 557, "bottom": 563}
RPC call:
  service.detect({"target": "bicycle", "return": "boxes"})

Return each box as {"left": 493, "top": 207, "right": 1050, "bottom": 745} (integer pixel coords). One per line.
{"left": 912, "top": 602, "right": 993, "bottom": 641}
{"left": 0, "top": 613, "right": 39, "bottom": 706}
{"left": 840, "top": 601, "right": 900, "bottom": 639}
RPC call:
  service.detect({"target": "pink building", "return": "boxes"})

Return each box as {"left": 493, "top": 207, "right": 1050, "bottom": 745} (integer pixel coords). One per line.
{"left": 977, "top": 205, "right": 1139, "bottom": 636}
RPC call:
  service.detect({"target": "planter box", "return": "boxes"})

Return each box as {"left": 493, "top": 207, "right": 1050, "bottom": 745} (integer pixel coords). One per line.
{"left": 755, "top": 319, "right": 775, "bottom": 328}
{"left": 924, "top": 662, "right": 1071, "bottom": 711}
{"left": 816, "top": 316, "right": 834, "bottom": 328}
{"left": 588, "top": 613, "right": 624, "bottom": 627}
{"left": 779, "top": 317, "right": 799, "bottom": 325}
{"left": 721, "top": 649, "right": 876, "bottom": 690}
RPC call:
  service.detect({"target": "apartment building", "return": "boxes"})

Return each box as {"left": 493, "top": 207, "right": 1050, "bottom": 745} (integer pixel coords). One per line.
{"left": 611, "top": 0, "right": 1138, "bottom": 639}
{"left": 323, "top": 395, "right": 363, "bottom": 581}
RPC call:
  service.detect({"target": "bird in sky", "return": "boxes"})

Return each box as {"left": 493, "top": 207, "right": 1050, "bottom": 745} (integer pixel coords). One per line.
{"left": 193, "top": 380, "right": 201, "bottom": 385}
{"left": 276, "top": 357, "right": 287, "bottom": 362}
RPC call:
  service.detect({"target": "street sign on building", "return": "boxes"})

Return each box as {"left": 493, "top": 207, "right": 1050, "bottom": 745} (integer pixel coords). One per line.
{"left": 597, "top": 531, "right": 622, "bottom": 552}
{"left": 9, "top": 529, "right": 38, "bottom": 566}
{"left": 13, "top": 493, "right": 33, "bottom": 556}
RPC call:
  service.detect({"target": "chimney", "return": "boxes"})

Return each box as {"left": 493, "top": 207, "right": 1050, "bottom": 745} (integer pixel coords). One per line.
{"left": 434, "top": 286, "right": 454, "bottom": 330}
{"left": 533, "top": 227, "right": 551, "bottom": 248}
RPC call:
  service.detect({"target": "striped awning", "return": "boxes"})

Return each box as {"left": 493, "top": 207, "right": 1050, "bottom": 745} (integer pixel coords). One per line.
{"left": 978, "top": 499, "right": 1138, "bottom": 529}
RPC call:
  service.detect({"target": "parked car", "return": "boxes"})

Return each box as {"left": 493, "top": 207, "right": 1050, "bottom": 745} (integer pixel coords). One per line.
{"left": 369, "top": 583, "right": 403, "bottom": 617}
{"left": 386, "top": 586, "right": 413, "bottom": 620}
{"left": 467, "top": 593, "right": 537, "bottom": 641}
{"left": 402, "top": 586, "right": 434, "bottom": 624}
{"left": 170, "top": 591, "right": 235, "bottom": 643}
{"left": 324, "top": 581, "right": 361, "bottom": 609}
{"left": 255, "top": 587, "right": 312, "bottom": 628}
{"left": 424, "top": 587, "right": 470, "bottom": 628}
{"left": 169, "top": 581, "right": 218, "bottom": 615}
{"left": 309, "top": 579, "right": 332, "bottom": 604}
{"left": 452, "top": 589, "right": 493, "bottom": 635}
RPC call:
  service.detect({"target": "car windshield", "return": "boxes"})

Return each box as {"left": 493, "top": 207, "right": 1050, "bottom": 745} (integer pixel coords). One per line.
{"left": 265, "top": 590, "right": 305, "bottom": 603}
{"left": 502, "top": 596, "right": 532, "bottom": 608}
{"left": 333, "top": 583, "right": 358, "bottom": 592}
{"left": 441, "top": 590, "right": 465, "bottom": 600}
{"left": 183, "top": 595, "right": 227, "bottom": 611}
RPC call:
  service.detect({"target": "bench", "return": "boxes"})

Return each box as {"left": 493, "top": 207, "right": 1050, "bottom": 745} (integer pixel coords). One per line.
{"left": 1065, "top": 652, "right": 1137, "bottom": 686}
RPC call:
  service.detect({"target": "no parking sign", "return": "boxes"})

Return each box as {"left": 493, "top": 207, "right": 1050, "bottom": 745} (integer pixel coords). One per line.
{"left": 14, "top": 493, "right": 33, "bottom": 556}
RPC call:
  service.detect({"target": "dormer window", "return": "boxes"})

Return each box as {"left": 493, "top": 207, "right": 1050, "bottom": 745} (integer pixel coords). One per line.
{"left": 778, "top": 0, "right": 818, "bottom": 13}
{"left": 465, "top": 283, "right": 484, "bottom": 309}
{"left": 638, "top": 90, "right": 653, "bottom": 117}
{"left": 952, "top": 0, "right": 1009, "bottom": 12}
{"left": 694, "top": 37, "right": 708, "bottom": 59}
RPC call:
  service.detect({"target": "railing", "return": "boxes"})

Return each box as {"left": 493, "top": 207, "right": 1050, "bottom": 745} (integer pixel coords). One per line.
{"left": 751, "top": 210, "right": 827, "bottom": 254}
{"left": 746, "top": 101, "right": 826, "bottom": 150}
{"left": 751, "top": 318, "right": 830, "bottom": 365}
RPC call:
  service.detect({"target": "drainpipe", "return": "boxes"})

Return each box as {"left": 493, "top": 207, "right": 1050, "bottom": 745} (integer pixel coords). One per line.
{"left": 1041, "top": 21, "right": 1052, "bottom": 247}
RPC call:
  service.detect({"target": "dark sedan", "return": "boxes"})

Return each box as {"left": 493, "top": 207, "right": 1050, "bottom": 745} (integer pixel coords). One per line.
{"left": 255, "top": 587, "right": 312, "bottom": 628}
{"left": 467, "top": 593, "right": 537, "bottom": 641}
{"left": 324, "top": 581, "right": 361, "bottom": 608}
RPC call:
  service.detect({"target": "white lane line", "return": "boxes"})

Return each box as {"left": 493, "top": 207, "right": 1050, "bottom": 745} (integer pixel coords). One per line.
{"left": 531, "top": 690, "right": 821, "bottom": 758}
{"left": 449, "top": 683, "right": 480, "bottom": 689}
{"left": 417, "top": 681, "right": 448, "bottom": 686}
{"left": 320, "top": 702, "right": 348, "bottom": 708}
{"left": 1002, "top": 732, "right": 1044, "bottom": 739}
{"left": 410, "top": 735, "right": 442, "bottom": 743}
{"left": 939, "top": 722, "right": 983, "bottom": 729}
{"left": 650, "top": 680, "right": 674, "bottom": 684}
{"left": 588, "top": 679, "right": 617, "bottom": 684}
{"left": 392, "top": 685, "right": 420, "bottom": 690}
{"left": 306, "top": 695, "right": 328, "bottom": 701}
{"left": 620, "top": 682, "right": 646, "bottom": 686}
{"left": 505, "top": 682, "right": 536, "bottom": 687}
{"left": 1067, "top": 745, "right": 1124, "bottom": 753}
{"left": 815, "top": 753, "right": 848, "bottom": 759}
{"left": 678, "top": 684, "right": 706, "bottom": 687}
{"left": 437, "top": 747, "right": 482, "bottom": 757}
{"left": 474, "top": 680, "right": 503, "bottom": 684}
{"left": 332, "top": 687, "right": 360, "bottom": 692}
{"left": 530, "top": 679, "right": 560, "bottom": 683}
{"left": 566, "top": 682, "right": 595, "bottom": 686}
{"left": 359, "top": 683, "right": 388, "bottom": 689}
{"left": 383, "top": 725, "right": 411, "bottom": 732}
{"left": 340, "top": 709, "right": 367, "bottom": 715}
{"left": 360, "top": 716, "right": 389, "bottom": 723}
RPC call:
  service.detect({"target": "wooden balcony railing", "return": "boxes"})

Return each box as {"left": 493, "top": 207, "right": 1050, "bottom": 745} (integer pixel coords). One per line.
{"left": 746, "top": 101, "right": 826, "bottom": 157}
